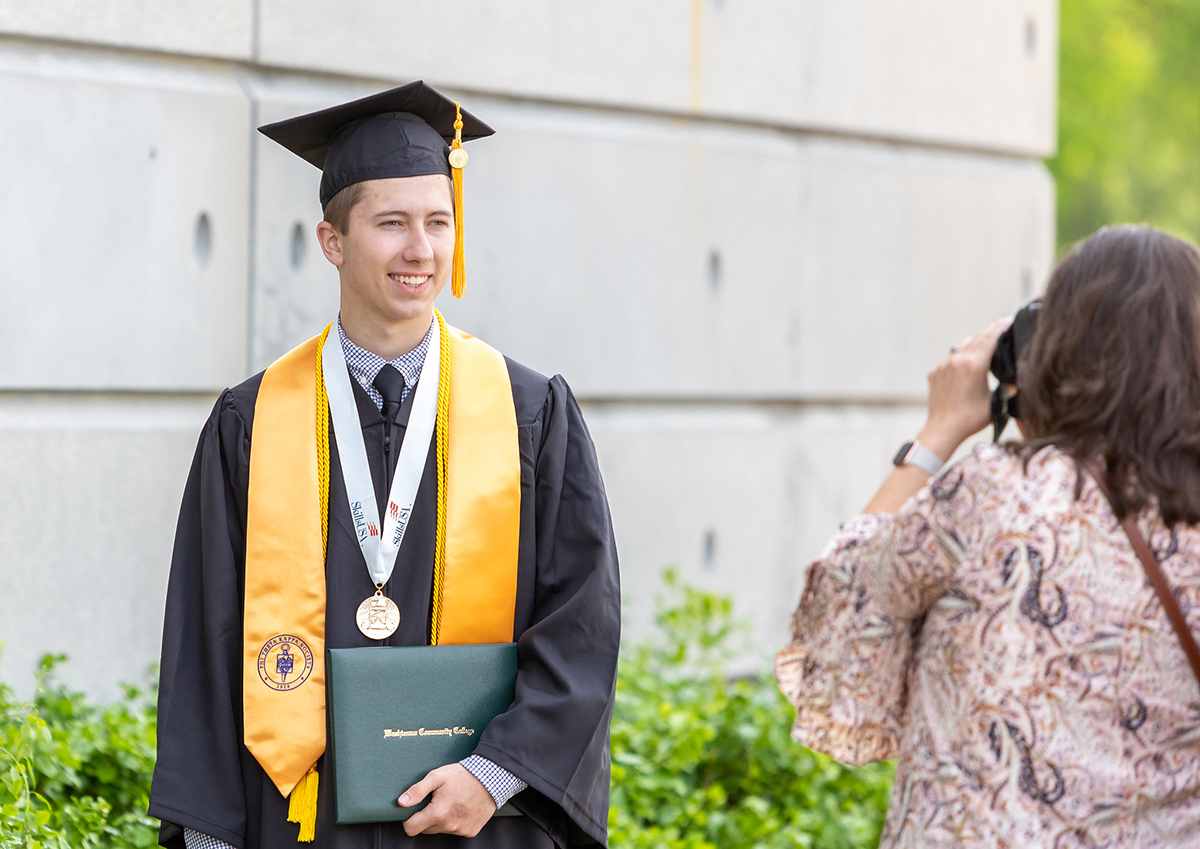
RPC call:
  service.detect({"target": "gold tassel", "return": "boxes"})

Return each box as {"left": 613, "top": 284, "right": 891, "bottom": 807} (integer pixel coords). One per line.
{"left": 286, "top": 763, "right": 319, "bottom": 842}
{"left": 448, "top": 102, "right": 467, "bottom": 298}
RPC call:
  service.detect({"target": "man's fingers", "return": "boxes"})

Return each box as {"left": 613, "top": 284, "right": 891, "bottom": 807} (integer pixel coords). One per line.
{"left": 401, "top": 792, "right": 465, "bottom": 837}
{"left": 400, "top": 772, "right": 441, "bottom": 837}
{"left": 403, "top": 804, "right": 438, "bottom": 836}
{"left": 399, "top": 769, "right": 443, "bottom": 807}
{"left": 399, "top": 763, "right": 495, "bottom": 838}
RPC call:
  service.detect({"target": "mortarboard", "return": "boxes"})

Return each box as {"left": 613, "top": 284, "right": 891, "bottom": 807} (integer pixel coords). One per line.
{"left": 258, "top": 81, "right": 494, "bottom": 297}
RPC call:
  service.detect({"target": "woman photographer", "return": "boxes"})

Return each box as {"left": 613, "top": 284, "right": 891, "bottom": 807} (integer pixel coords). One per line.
{"left": 776, "top": 224, "right": 1200, "bottom": 847}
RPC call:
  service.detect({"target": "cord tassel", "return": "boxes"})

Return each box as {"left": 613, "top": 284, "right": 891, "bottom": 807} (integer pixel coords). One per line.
{"left": 449, "top": 102, "right": 468, "bottom": 298}
{"left": 286, "top": 763, "right": 319, "bottom": 842}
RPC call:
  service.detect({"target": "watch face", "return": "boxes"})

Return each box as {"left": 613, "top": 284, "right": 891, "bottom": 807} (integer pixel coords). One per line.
{"left": 893, "top": 441, "right": 914, "bottom": 466}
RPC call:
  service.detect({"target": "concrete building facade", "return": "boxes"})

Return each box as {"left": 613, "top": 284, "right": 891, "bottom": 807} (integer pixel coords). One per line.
{"left": 0, "top": 1, "right": 1057, "bottom": 697}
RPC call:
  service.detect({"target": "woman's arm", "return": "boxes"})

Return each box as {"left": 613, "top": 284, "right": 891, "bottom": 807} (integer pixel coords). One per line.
{"left": 864, "top": 316, "right": 1012, "bottom": 513}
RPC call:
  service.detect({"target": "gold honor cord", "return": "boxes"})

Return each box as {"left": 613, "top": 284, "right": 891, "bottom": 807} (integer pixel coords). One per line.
{"left": 431, "top": 310, "right": 452, "bottom": 645}
{"left": 316, "top": 324, "right": 332, "bottom": 559}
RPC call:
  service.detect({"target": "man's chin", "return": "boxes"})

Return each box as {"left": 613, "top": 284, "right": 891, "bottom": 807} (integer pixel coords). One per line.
{"left": 383, "top": 302, "right": 437, "bottom": 326}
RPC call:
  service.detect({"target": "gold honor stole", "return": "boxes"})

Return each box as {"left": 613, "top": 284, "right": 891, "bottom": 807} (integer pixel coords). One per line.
{"left": 243, "top": 311, "right": 520, "bottom": 840}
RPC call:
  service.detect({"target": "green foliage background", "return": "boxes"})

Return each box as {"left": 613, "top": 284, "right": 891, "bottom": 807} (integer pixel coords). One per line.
{"left": 1, "top": 656, "right": 159, "bottom": 848}
{"left": 609, "top": 575, "right": 892, "bottom": 849}
{"left": 1052, "top": 0, "right": 1200, "bottom": 250}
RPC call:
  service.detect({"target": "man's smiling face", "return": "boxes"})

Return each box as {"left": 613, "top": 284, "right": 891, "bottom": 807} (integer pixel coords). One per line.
{"left": 329, "top": 174, "right": 455, "bottom": 332}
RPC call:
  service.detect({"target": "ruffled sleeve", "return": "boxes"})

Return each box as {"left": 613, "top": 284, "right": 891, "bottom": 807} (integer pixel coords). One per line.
{"left": 774, "top": 513, "right": 913, "bottom": 765}
{"left": 774, "top": 446, "right": 1004, "bottom": 766}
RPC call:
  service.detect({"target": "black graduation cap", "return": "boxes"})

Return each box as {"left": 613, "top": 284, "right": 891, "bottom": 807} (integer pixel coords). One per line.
{"left": 258, "top": 81, "right": 494, "bottom": 297}
{"left": 258, "top": 80, "right": 494, "bottom": 209}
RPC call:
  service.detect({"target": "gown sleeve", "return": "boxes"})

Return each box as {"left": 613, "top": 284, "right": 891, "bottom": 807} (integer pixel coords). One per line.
{"left": 773, "top": 447, "right": 1000, "bottom": 767}
{"left": 148, "top": 391, "right": 252, "bottom": 849}
{"left": 470, "top": 375, "right": 621, "bottom": 847}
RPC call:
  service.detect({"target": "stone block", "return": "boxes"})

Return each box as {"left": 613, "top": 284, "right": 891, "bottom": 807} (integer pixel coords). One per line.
{"left": 700, "top": 0, "right": 1057, "bottom": 155}
{"left": 431, "top": 100, "right": 1054, "bottom": 400}
{"left": 0, "top": 1, "right": 253, "bottom": 60}
{"left": 257, "top": 0, "right": 1055, "bottom": 155}
{"left": 0, "top": 43, "right": 251, "bottom": 391}
{"left": 0, "top": 393, "right": 215, "bottom": 700}
{"left": 582, "top": 401, "right": 930, "bottom": 660}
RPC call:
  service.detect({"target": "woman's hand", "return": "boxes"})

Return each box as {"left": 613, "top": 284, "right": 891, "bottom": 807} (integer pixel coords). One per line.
{"left": 916, "top": 316, "right": 1013, "bottom": 462}
{"left": 862, "top": 315, "right": 1012, "bottom": 514}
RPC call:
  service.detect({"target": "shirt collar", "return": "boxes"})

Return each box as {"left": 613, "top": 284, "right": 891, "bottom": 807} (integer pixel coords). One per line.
{"left": 336, "top": 316, "right": 434, "bottom": 406}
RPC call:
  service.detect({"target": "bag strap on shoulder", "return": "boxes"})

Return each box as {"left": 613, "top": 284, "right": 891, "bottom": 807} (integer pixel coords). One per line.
{"left": 1085, "top": 461, "right": 1200, "bottom": 688}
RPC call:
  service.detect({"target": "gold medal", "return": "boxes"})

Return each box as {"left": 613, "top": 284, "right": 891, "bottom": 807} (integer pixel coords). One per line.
{"left": 356, "top": 588, "right": 401, "bottom": 640}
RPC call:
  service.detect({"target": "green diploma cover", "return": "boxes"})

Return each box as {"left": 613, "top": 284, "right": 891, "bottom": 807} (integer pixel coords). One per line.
{"left": 326, "top": 643, "right": 521, "bottom": 823}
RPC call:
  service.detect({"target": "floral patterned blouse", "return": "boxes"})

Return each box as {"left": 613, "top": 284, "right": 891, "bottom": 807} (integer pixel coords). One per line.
{"left": 775, "top": 444, "right": 1200, "bottom": 848}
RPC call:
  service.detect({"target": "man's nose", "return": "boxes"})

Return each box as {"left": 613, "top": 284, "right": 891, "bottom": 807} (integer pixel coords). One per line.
{"left": 402, "top": 228, "right": 435, "bottom": 264}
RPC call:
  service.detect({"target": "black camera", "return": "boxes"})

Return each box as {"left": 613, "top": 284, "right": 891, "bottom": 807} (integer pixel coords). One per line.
{"left": 988, "top": 301, "right": 1041, "bottom": 441}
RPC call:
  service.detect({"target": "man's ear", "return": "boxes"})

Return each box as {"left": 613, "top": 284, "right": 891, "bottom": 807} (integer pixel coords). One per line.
{"left": 316, "top": 220, "right": 345, "bottom": 267}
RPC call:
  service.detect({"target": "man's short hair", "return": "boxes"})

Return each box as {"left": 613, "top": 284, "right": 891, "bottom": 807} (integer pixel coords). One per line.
{"left": 323, "top": 182, "right": 366, "bottom": 235}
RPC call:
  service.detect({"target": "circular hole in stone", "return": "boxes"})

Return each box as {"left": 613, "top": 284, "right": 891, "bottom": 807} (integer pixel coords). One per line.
{"left": 708, "top": 249, "right": 722, "bottom": 293}
{"left": 290, "top": 221, "right": 307, "bottom": 271}
{"left": 194, "top": 212, "right": 212, "bottom": 267}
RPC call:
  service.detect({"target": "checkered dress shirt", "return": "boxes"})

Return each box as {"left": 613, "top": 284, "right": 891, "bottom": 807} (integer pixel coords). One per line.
{"left": 182, "top": 318, "right": 526, "bottom": 849}
{"left": 337, "top": 317, "right": 433, "bottom": 409}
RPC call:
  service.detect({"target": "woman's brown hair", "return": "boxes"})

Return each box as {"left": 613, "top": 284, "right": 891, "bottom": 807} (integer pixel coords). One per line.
{"left": 1019, "top": 224, "right": 1200, "bottom": 526}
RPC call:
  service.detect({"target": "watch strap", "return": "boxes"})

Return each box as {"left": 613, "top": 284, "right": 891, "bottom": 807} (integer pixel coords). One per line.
{"left": 893, "top": 440, "right": 944, "bottom": 476}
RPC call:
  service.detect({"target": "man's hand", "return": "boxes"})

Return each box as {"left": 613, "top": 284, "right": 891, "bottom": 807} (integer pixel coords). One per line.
{"left": 399, "top": 763, "right": 497, "bottom": 837}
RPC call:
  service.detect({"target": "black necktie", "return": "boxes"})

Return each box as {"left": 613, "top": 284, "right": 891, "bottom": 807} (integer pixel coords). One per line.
{"left": 373, "top": 365, "right": 406, "bottom": 491}
{"left": 373, "top": 365, "right": 405, "bottom": 425}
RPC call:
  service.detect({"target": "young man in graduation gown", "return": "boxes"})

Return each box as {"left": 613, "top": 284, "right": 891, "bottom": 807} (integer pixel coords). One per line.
{"left": 148, "top": 82, "right": 621, "bottom": 849}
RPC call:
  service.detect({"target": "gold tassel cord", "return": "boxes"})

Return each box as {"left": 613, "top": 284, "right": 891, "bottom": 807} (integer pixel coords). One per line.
{"left": 449, "top": 103, "right": 467, "bottom": 298}
{"left": 315, "top": 323, "right": 332, "bottom": 558}
{"left": 286, "top": 763, "right": 319, "bottom": 842}
{"left": 430, "top": 310, "right": 452, "bottom": 645}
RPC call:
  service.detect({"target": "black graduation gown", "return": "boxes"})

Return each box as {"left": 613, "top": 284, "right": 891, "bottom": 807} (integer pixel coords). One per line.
{"left": 148, "top": 357, "right": 621, "bottom": 849}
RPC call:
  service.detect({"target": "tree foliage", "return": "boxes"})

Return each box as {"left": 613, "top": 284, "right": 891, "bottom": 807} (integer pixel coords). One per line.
{"left": 1052, "top": 0, "right": 1200, "bottom": 249}
{"left": 609, "top": 572, "right": 893, "bottom": 848}
{"left": 0, "top": 655, "right": 159, "bottom": 848}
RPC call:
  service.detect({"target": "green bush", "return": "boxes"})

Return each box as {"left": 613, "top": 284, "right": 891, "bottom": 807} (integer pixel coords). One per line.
{"left": 0, "top": 575, "right": 892, "bottom": 848}
{"left": 609, "top": 572, "right": 894, "bottom": 849}
{"left": 0, "top": 654, "right": 158, "bottom": 849}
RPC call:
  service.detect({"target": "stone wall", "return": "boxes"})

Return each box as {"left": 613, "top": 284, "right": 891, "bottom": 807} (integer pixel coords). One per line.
{"left": 0, "top": 0, "right": 1057, "bottom": 697}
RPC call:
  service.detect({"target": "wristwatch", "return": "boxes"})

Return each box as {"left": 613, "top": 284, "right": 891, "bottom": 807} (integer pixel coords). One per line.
{"left": 893, "top": 440, "right": 944, "bottom": 476}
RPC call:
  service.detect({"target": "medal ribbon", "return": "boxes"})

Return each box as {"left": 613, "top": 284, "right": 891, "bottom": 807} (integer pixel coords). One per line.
{"left": 321, "top": 319, "right": 440, "bottom": 588}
